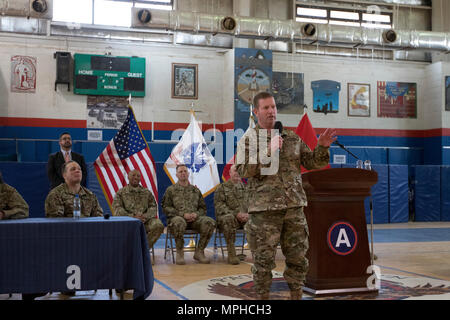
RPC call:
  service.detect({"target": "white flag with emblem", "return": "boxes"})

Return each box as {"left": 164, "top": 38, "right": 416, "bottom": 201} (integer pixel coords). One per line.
{"left": 163, "top": 112, "right": 220, "bottom": 196}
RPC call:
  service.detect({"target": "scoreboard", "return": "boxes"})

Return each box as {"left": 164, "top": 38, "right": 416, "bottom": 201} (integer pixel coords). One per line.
{"left": 74, "top": 53, "right": 146, "bottom": 97}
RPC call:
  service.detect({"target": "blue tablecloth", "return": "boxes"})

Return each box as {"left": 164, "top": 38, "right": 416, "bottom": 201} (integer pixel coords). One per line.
{"left": 0, "top": 217, "right": 153, "bottom": 300}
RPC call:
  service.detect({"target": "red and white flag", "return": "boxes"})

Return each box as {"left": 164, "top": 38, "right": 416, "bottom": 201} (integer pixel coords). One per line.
{"left": 94, "top": 105, "right": 158, "bottom": 215}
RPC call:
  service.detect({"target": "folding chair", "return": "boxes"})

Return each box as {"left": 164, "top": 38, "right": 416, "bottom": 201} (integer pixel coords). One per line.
{"left": 213, "top": 226, "right": 246, "bottom": 259}
{"left": 164, "top": 228, "right": 199, "bottom": 264}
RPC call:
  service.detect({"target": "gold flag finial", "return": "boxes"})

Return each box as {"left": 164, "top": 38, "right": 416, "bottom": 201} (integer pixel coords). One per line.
{"left": 189, "top": 102, "right": 195, "bottom": 117}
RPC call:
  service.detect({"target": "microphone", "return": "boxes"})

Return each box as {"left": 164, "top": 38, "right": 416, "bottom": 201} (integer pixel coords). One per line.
{"left": 104, "top": 212, "right": 111, "bottom": 220}
{"left": 274, "top": 121, "right": 283, "bottom": 135}
{"left": 333, "top": 140, "right": 359, "bottom": 160}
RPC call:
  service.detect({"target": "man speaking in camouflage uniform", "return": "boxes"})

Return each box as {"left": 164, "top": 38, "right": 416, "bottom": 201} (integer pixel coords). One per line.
{"left": 236, "top": 92, "right": 336, "bottom": 300}
{"left": 45, "top": 160, "right": 103, "bottom": 218}
{"left": 214, "top": 165, "right": 248, "bottom": 265}
{"left": 161, "top": 164, "right": 216, "bottom": 265}
{"left": 0, "top": 170, "right": 29, "bottom": 220}
{"left": 112, "top": 169, "right": 164, "bottom": 251}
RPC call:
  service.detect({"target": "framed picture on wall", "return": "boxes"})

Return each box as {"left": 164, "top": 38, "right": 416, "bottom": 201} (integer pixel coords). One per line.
{"left": 377, "top": 81, "right": 416, "bottom": 118}
{"left": 348, "top": 83, "right": 370, "bottom": 117}
{"left": 172, "top": 63, "right": 198, "bottom": 99}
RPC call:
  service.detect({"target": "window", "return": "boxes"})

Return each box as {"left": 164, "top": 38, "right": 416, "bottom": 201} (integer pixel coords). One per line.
{"left": 94, "top": 0, "right": 133, "bottom": 27}
{"left": 53, "top": 0, "right": 93, "bottom": 24}
{"left": 295, "top": 4, "right": 392, "bottom": 30}
{"left": 53, "top": 0, "right": 172, "bottom": 27}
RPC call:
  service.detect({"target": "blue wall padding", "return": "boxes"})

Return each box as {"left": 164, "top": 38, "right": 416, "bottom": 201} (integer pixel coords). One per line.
{"left": 365, "top": 165, "right": 389, "bottom": 224}
{"left": 0, "top": 162, "right": 49, "bottom": 218}
{"left": 440, "top": 166, "right": 450, "bottom": 221}
{"left": 442, "top": 149, "right": 450, "bottom": 166}
{"left": 388, "top": 148, "right": 423, "bottom": 165}
{"left": 389, "top": 165, "right": 409, "bottom": 223}
{"left": 0, "top": 125, "right": 432, "bottom": 165}
{"left": 342, "top": 164, "right": 389, "bottom": 224}
{"left": 86, "top": 163, "right": 111, "bottom": 217}
{"left": 359, "top": 148, "right": 388, "bottom": 165}
{"left": 414, "top": 166, "right": 441, "bottom": 221}
{"left": 423, "top": 137, "right": 443, "bottom": 165}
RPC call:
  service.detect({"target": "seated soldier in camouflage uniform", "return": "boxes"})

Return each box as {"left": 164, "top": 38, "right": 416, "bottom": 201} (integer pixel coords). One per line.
{"left": 161, "top": 164, "right": 216, "bottom": 265}
{"left": 0, "top": 170, "right": 29, "bottom": 220}
{"left": 45, "top": 160, "right": 103, "bottom": 218}
{"left": 214, "top": 165, "right": 249, "bottom": 265}
{"left": 112, "top": 169, "right": 164, "bottom": 253}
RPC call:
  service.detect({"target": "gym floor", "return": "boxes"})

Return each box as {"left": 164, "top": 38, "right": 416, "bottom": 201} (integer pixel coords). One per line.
{"left": 2, "top": 221, "right": 450, "bottom": 300}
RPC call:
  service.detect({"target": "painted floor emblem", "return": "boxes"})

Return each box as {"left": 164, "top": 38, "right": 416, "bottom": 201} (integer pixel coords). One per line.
{"left": 178, "top": 272, "right": 450, "bottom": 300}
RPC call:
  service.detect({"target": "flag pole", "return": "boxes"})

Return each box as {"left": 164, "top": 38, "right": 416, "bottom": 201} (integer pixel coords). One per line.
{"left": 186, "top": 103, "right": 197, "bottom": 250}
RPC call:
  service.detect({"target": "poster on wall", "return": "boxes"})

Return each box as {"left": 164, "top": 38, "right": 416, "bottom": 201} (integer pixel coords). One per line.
{"left": 445, "top": 76, "right": 450, "bottom": 111}
{"left": 311, "top": 80, "right": 341, "bottom": 114}
{"left": 235, "top": 48, "right": 272, "bottom": 131}
{"left": 272, "top": 72, "right": 304, "bottom": 115}
{"left": 377, "top": 81, "right": 417, "bottom": 118}
{"left": 348, "top": 83, "right": 370, "bottom": 117}
{"left": 87, "top": 96, "right": 129, "bottom": 129}
{"left": 172, "top": 63, "right": 198, "bottom": 99}
{"left": 11, "top": 55, "right": 36, "bottom": 93}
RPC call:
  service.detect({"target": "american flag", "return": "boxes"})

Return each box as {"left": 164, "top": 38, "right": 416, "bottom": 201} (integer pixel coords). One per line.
{"left": 94, "top": 106, "right": 158, "bottom": 215}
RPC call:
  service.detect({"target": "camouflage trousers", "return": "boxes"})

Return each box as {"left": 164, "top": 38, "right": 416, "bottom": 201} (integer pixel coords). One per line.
{"left": 246, "top": 207, "right": 309, "bottom": 295}
{"left": 168, "top": 215, "right": 216, "bottom": 250}
{"left": 217, "top": 214, "right": 246, "bottom": 242}
{"left": 144, "top": 218, "right": 165, "bottom": 248}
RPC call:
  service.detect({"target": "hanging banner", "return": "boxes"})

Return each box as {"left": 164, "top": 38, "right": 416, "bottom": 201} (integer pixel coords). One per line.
{"left": 11, "top": 55, "right": 36, "bottom": 93}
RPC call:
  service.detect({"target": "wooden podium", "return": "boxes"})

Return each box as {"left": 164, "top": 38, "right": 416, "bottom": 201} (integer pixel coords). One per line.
{"left": 302, "top": 168, "right": 378, "bottom": 296}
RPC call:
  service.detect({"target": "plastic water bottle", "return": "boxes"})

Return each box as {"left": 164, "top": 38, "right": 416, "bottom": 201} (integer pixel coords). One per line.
{"left": 356, "top": 159, "right": 363, "bottom": 169}
{"left": 73, "top": 194, "right": 81, "bottom": 219}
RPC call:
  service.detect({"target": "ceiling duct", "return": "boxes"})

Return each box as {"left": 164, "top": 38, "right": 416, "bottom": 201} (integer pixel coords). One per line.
{"left": 0, "top": 0, "right": 52, "bottom": 19}
{"left": 131, "top": 8, "right": 450, "bottom": 52}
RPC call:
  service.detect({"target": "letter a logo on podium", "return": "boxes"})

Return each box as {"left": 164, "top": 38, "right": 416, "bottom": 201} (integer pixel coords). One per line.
{"left": 327, "top": 222, "right": 358, "bottom": 256}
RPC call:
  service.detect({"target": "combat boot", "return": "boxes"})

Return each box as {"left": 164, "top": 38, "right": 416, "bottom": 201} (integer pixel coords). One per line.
{"left": 226, "top": 241, "right": 240, "bottom": 265}
{"left": 175, "top": 239, "right": 185, "bottom": 265}
{"left": 193, "top": 248, "right": 210, "bottom": 264}
{"left": 290, "top": 289, "right": 303, "bottom": 300}
{"left": 194, "top": 233, "right": 211, "bottom": 264}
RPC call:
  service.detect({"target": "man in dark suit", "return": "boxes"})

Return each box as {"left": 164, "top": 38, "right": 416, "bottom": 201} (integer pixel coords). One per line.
{"left": 47, "top": 132, "right": 87, "bottom": 190}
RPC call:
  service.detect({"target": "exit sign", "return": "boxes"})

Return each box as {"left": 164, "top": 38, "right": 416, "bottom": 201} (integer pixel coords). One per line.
{"left": 73, "top": 53, "right": 146, "bottom": 97}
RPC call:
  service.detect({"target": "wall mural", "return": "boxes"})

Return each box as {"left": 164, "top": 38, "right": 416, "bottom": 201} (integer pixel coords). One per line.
{"left": 311, "top": 80, "right": 341, "bottom": 115}
{"left": 272, "top": 72, "right": 305, "bottom": 115}
{"left": 377, "top": 81, "right": 417, "bottom": 118}
{"left": 234, "top": 48, "right": 272, "bottom": 131}
{"left": 11, "top": 55, "right": 36, "bottom": 93}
